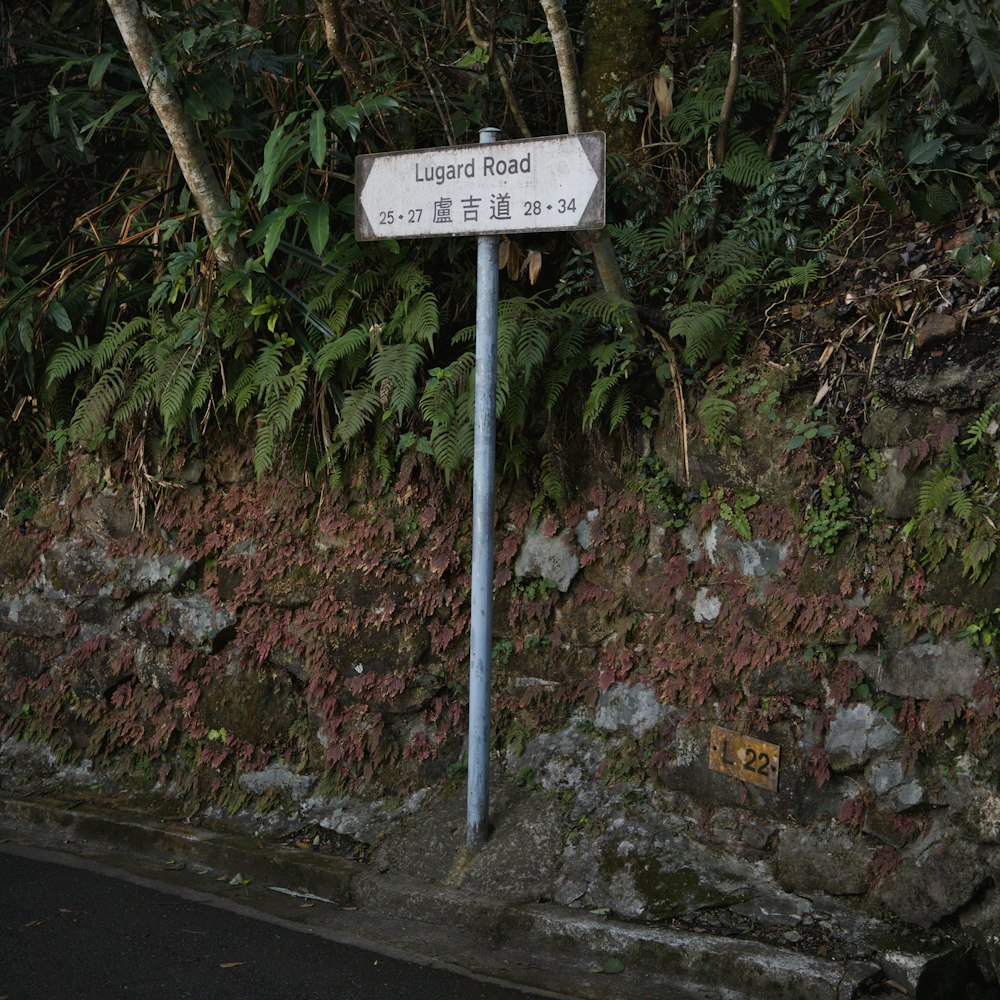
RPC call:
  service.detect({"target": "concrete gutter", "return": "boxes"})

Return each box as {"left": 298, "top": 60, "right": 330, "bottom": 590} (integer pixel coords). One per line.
{"left": 0, "top": 793, "right": 879, "bottom": 1000}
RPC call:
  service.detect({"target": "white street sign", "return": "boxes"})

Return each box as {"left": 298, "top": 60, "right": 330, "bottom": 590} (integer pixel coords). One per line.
{"left": 355, "top": 132, "right": 605, "bottom": 241}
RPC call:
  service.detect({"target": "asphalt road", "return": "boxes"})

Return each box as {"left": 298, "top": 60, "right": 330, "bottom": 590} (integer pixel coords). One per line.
{"left": 0, "top": 846, "right": 541, "bottom": 1000}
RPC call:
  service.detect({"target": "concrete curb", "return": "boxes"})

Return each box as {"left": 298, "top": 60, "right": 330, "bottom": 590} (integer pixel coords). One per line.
{"left": 0, "top": 793, "right": 881, "bottom": 999}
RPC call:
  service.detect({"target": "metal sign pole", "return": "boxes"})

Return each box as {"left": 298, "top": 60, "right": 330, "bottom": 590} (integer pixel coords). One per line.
{"left": 466, "top": 125, "right": 503, "bottom": 852}
{"left": 354, "top": 127, "right": 605, "bottom": 852}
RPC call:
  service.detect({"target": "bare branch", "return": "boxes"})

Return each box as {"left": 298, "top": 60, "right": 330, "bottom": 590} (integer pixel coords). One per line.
{"left": 715, "top": 0, "right": 743, "bottom": 166}
{"left": 467, "top": 0, "right": 532, "bottom": 138}
{"left": 538, "top": 0, "right": 584, "bottom": 133}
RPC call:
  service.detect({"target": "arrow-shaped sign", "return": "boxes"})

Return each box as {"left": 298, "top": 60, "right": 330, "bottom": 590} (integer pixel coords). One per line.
{"left": 355, "top": 132, "right": 605, "bottom": 241}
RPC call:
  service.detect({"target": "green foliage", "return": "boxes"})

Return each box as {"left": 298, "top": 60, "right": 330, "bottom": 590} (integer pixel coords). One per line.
{"left": 786, "top": 407, "right": 836, "bottom": 450}
{"left": 904, "top": 407, "right": 999, "bottom": 582}
{"left": 4, "top": 0, "right": 999, "bottom": 491}
{"left": 697, "top": 391, "right": 739, "bottom": 449}
{"left": 703, "top": 485, "right": 760, "bottom": 541}
{"left": 849, "top": 675, "right": 900, "bottom": 720}
{"left": 958, "top": 607, "right": 1000, "bottom": 653}
{"left": 803, "top": 475, "right": 853, "bottom": 553}
{"left": 951, "top": 227, "right": 1000, "bottom": 286}
{"left": 829, "top": 0, "right": 1000, "bottom": 135}
{"left": 634, "top": 455, "right": 692, "bottom": 527}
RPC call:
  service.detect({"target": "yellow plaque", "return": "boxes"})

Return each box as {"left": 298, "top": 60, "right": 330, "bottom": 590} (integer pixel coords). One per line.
{"left": 709, "top": 726, "right": 780, "bottom": 793}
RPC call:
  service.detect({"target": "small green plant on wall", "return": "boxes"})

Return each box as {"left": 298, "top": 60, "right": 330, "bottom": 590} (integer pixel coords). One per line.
{"left": 904, "top": 404, "right": 999, "bottom": 582}
{"left": 634, "top": 454, "right": 693, "bottom": 528}
{"left": 702, "top": 484, "right": 759, "bottom": 541}
{"left": 804, "top": 475, "right": 852, "bottom": 553}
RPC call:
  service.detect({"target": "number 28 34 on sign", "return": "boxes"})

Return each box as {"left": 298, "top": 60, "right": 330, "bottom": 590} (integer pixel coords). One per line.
{"left": 709, "top": 726, "right": 780, "bottom": 793}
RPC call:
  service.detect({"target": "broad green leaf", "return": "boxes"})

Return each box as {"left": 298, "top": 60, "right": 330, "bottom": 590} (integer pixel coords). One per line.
{"left": 828, "top": 16, "right": 900, "bottom": 130}
{"left": 758, "top": 0, "right": 791, "bottom": 25}
{"left": 48, "top": 301, "right": 72, "bottom": 333}
{"left": 904, "top": 135, "right": 946, "bottom": 166}
{"left": 301, "top": 201, "right": 330, "bottom": 256}
{"left": 198, "top": 70, "right": 234, "bottom": 111}
{"left": 80, "top": 92, "right": 142, "bottom": 140}
{"left": 900, "top": 0, "right": 928, "bottom": 26}
{"left": 88, "top": 51, "right": 113, "bottom": 89}
{"left": 249, "top": 206, "right": 296, "bottom": 265}
{"left": 958, "top": 0, "right": 1000, "bottom": 92}
{"left": 310, "top": 109, "right": 327, "bottom": 168}
{"left": 454, "top": 47, "right": 489, "bottom": 68}
{"left": 184, "top": 90, "right": 209, "bottom": 121}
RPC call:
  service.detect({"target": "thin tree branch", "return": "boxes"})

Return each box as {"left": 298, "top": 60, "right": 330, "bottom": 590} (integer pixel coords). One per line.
{"left": 105, "top": 0, "right": 246, "bottom": 271}
{"left": 467, "top": 0, "right": 532, "bottom": 138}
{"left": 715, "top": 0, "right": 743, "bottom": 165}
{"left": 539, "top": 0, "right": 584, "bottom": 133}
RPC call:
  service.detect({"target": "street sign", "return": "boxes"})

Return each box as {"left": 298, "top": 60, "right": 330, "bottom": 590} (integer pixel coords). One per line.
{"left": 353, "top": 127, "right": 608, "bottom": 852}
{"left": 355, "top": 132, "right": 605, "bottom": 241}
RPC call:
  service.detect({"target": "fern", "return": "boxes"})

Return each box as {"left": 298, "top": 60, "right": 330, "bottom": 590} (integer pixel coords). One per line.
{"left": 399, "top": 291, "right": 438, "bottom": 346}
{"left": 917, "top": 469, "right": 962, "bottom": 518}
{"left": 908, "top": 452, "right": 998, "bottom": 581}
{"left": 769, "top": 259, "right": 823, "bottom": 295}
{"left": 670, "top": 304, "right": 732, "bottom": 368}
{"left": 70, "top": 367, "right": 127, "bottom": 446}
{"left": 335, "top": 388, "right": 380, "bottom": 444}
{"left": 698, "top": 393, "right": 738, "bottom": 447}
{"left": 252, "top": 359, "right": 309, "bottom": 477}
{"left": 569, "top": 292, "right": 635, "bottom": 329}
{"left": 720, "top": 135, "right": 773, "bottom": 189}
{"left": 962, "top": 402, "right": 999, "bottom": 449}
{"left": 90, "top": 316, "right": 148, "bottom": 370}
{"left": 369, "top": 342, "right": 424, "bottom": 419}
{"left": 315, "top": 326, "right": 369, "bottom": 380}
{"left": 583, "top": 367, "right": 627, "bottom": 430}
{"left": 46, "top": 336, "right": 92, "bottom": 387}
{"left": 539, "top": 452, "right": 567, "bottom": 504}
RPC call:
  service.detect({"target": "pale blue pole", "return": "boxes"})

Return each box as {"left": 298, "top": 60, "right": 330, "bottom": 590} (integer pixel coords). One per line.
{"left": 467, "top": 125, "right": 503, "bottom": 852}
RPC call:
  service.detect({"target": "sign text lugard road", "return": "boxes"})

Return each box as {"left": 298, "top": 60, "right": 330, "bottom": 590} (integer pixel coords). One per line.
{"left": 355, "top": 132, "right": 605, "bottom": 241}
{"left": 414, "top": 149, "right": 531, "bottom": 184}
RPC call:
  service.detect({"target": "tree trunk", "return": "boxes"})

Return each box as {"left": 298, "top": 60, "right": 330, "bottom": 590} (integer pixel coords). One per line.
{"left": 539, "top": 0, "right": 631, "bottom": 306}
{"left": 105, "top": 0, "right": 246, "bottom": 272}
{"left": 579, "top": 0, "right": 659, "bottom": 158}
{"left": 315, "top": 0, "right": 369, "bottom": 92}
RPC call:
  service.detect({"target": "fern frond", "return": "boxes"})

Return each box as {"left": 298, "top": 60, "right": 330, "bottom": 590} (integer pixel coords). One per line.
{"left": 369, "top": 342, "right": 424, "bottom": 418}
{"left": 570, "top": 292, "right": 634, "bottom": 328}
{"left": 399, "top": 291, "right": 438, "bottom": 346}
{"left": 769, "top": 259, "right": 823, "bottom": 294}
{"left": 158, "top": 350, "right": 199, "bottom": 434}
{"left": 918, "top": 471, "right": 961, "bottom": 517}
{"left": 315, "top": 326, "right": 369, "bottom": 379}
{"left": 583, "top": 368, "right": 626, "bottom": 429}
{"left": 720, "top": 134, "right": 773, "bottom": 188}
{"left": 112, "top": 372, "right": 156, "bottom": 428}
{"left": 670, "top": 304, "right": 732, "bottom": 367}
{"left": 335, "top": 388, "right": 380, "bottom": 443}
{"left": 698, "top": 393, "right": 738, "bottom": 447}
{"left": 962, "top": 403, "right": 999, "bottom": 450}
{"left": 539, "top": 452, "right": 566, "bottom": 504}
{"left": 608, "top": 385, "right": 630, "bottom": 430}
{"left": 71, "top": 367, "right": 126, "bottom": 445}
{"left": 91, "top": 316, "right": 149, "bottom": 371}
{"left": 46, "top": 336, "right": 93, "bottom": 387}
